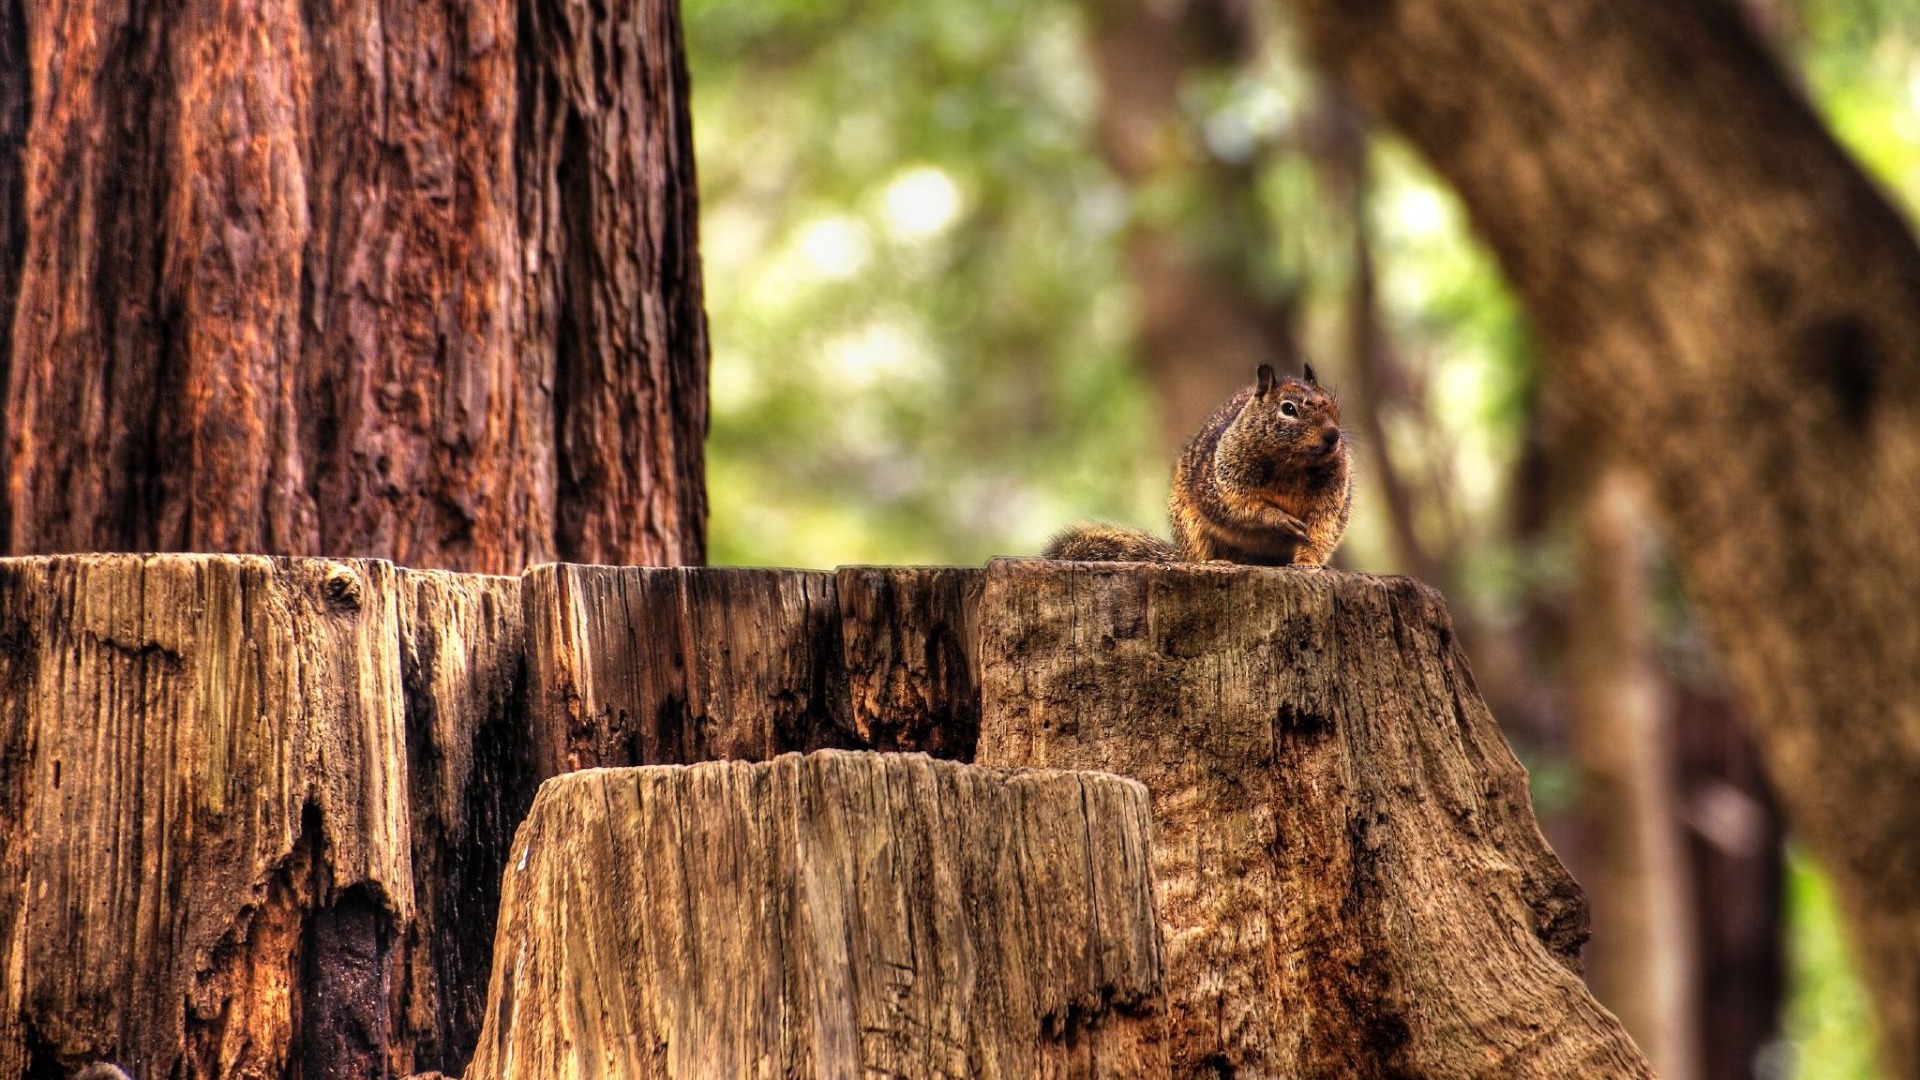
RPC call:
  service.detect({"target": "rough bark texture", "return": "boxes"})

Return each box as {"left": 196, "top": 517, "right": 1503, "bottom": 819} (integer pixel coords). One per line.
{"left": 2, "top": 0, "right": 706, "bottom": 572}
{"left": 465, "top": 751, "right": 1168, "bottom": 1079}
{"left": 0, "top": 554, "right": 530, "bottom": 1078}
{"left": 1286, "top": 0, "right": 1920, "bottom": 1068}
{"left": 523, "top": 564, "right": 854, "bottom": 775}
{"left": 975, "top": 559, "right": 1652, "bottom": 1078}
{"left": 835, "top": 566, "right": 982, "bottom": 758}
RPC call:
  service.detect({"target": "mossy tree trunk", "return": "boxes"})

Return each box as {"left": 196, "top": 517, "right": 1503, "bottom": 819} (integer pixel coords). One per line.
{"left": 1286, "top": 0, "right": 1920, "bottom": 1069}
{"left": 0, "top": 0, "right": 707, "bottom": 572}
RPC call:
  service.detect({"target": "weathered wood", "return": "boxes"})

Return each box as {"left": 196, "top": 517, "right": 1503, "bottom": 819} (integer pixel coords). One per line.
{"left": 975, "top": 559, "right": 1652, "bottom": 1078}
{"left": 524, "top": 564, "right": 852, "bottom": 775}
{"left": 0, "top": 554, "right": 529, "bottom": 1077}
{"left": 465, "top": 751, "right": 1168, "bottom": 1079}
{"left": 396, "top": 570, "right": 533, "bottom": 1074}
{"left": 0, "top": 554, "right": 411, "bottom": 1077}
{"left": 836, "top": 567, "right": 983, "bottom": 758}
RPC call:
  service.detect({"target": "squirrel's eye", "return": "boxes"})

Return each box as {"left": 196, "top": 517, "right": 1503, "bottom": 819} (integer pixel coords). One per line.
{"left": 1280, "top": 401, "right": 1299, "bottom": 418}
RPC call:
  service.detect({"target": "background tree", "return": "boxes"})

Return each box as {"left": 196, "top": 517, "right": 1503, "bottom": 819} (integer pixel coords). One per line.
{"left": 0, "top": 0, "right": 709, "bottom": 573}
{"left": 1288, "top": 1, "right": 1920, "bottom": 1075}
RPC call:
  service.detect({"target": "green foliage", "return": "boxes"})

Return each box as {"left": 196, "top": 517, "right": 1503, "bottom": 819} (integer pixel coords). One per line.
{"left": 690, "top": 0, "right": 1159, "bottom": 566}
{"left": 1778, "top": 851, "right": 1882, "bottom": 1080}
{"left": 687, "top": 0, "right": 1536, "bottom": 570}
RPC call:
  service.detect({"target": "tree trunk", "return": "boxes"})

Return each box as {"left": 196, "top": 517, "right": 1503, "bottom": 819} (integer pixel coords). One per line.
{"left": 464, "top": 751, "right": 1168, "bottom": 1078}
{"left": 1568, "top": 467, "right": 1697, "bottom": 1080}
{"left": 1, "top": 0, "right": 707, "bottom": 572}
{"left": 0, "top": 554, "right": 531, "bottom": 1078}
{"left": 1284, "top": 0, "right": 1920, "bottom": 1069}
{"left": 974, "top": 560, "right": 1651, "bottom": 1077}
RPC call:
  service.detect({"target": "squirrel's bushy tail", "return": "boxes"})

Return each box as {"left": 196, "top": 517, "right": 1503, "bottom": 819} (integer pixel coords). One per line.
{"left": 1044, "top": 523, "right": 1180, "bottom": 563}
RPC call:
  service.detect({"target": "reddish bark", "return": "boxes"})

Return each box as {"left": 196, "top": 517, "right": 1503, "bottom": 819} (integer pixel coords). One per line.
{"left": 1, "top": 0, "right": 707, "bottom": 573}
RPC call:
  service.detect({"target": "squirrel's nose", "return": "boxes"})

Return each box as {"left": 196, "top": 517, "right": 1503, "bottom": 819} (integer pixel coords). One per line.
{"left": 1317, "top": 426, "right": 1340, "bottom": 452}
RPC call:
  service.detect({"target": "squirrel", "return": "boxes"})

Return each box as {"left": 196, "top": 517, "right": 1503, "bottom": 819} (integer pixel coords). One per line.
{"left": 1045, "top": 362, "right": 1351, "bottom": 567}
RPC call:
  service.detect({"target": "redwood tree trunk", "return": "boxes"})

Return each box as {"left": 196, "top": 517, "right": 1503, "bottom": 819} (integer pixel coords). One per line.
{"left": 1287, "top": 0, "right": 1920, "bottom": 1071}
{"left": 1, "top": 0, "right": 708, "bottom": 572}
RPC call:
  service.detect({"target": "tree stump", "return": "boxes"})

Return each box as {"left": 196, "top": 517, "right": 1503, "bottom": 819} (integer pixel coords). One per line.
{"left": 1, "top": 557, "right": 1652, "bottom": 1078}
{"left": 0, "top": 554, "right": 531, "bottom": 1078}
{"left": 522, "top": 564, "right": 984, "bottom": 773}
{"left": 464, "top": 751, "right": 1167, "bottom": 1079}
{"left": 835, "top": 567, "right": 982, "bottom": 757}
{"left": 523, "top": 564, "right": 851, "bottom": 772}
{"left": 974, "top": 559, "right": 1652, "bottom": 1078}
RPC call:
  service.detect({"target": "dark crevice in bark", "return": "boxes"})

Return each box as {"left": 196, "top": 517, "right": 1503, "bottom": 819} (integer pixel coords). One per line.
{"left": 551, "top": 105, "right": 592, "bottom": 565}
{"left": 1804, "top": 315, "right": 1880, "bottom": 433}
{"left": 294, "top": 0, "right": 339, "bottom": 555}
{"left": 299, "top": 883, "right": 394, "bottom": 1080}
{"left": 0, "top": 0, "right": 24, "bottom": 548}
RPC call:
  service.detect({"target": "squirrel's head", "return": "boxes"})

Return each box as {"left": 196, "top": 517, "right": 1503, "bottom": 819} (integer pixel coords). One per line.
{"left": 1221, "top": 362, "right": 1346, "bottom": 488}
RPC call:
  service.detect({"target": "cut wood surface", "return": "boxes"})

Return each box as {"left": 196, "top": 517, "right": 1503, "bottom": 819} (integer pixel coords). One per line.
{"left": 0, "top": 554, "right": 529, "bottom": 1078}
{"left": 974, "top": 559, "right": 1653, "bottom": 1078}
{"left": 395, "top": 570, "right": 534, "bottom": 1074}
{"left": 464, "top": 751, "right": 1167, "bottom": 1080}
{"left": 524, "top": 564, "right": 851, "bottom": 772}
{"left": 3, "top": 556, "right": 1641, "bottom": 1078}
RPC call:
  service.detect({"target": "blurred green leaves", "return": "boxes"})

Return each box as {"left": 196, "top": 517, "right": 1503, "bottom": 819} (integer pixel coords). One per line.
{"left": 690, "top": 0, "right": 1157, "bottom": 566}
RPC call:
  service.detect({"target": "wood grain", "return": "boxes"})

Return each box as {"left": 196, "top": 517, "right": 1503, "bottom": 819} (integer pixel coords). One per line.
{"left": 836, "top": 566, "right": 982, "bottom": 758}
{"left": 0, "top": 554, "right": 411, "bottom": 1077}
{"left": 396, "top": 569, "right": 533, "bottom": 1074}
{"left": 523, "top": 564, "right": 852, "bottom": 776}
{"left": 0, "top": 554, "right": 531, "bottom": 1078}
{"left": 465, "top": 751, "right": 1168, "bottom": 1079}
{"left": 975, "top": 558, "right": 1652, "bottom": 1078}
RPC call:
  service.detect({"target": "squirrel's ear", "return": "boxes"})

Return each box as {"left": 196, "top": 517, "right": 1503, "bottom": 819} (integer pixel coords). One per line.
{"left": 1256, "top": 363, "right": 1276, "bottom": 396}
{"left": 1303, "top": 362, "right": 1319, "bottom": 386}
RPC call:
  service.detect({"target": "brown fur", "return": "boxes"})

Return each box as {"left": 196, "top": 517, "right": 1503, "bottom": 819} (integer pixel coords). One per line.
{"left": 1170, "top": 363, "right": 1351, "bottom": 566}
{"left": 1043, "top": 523, "right": 1180, "bottom": 563}
{"left": 1047, "top": 363, "right": 1352, "bottom": 567}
